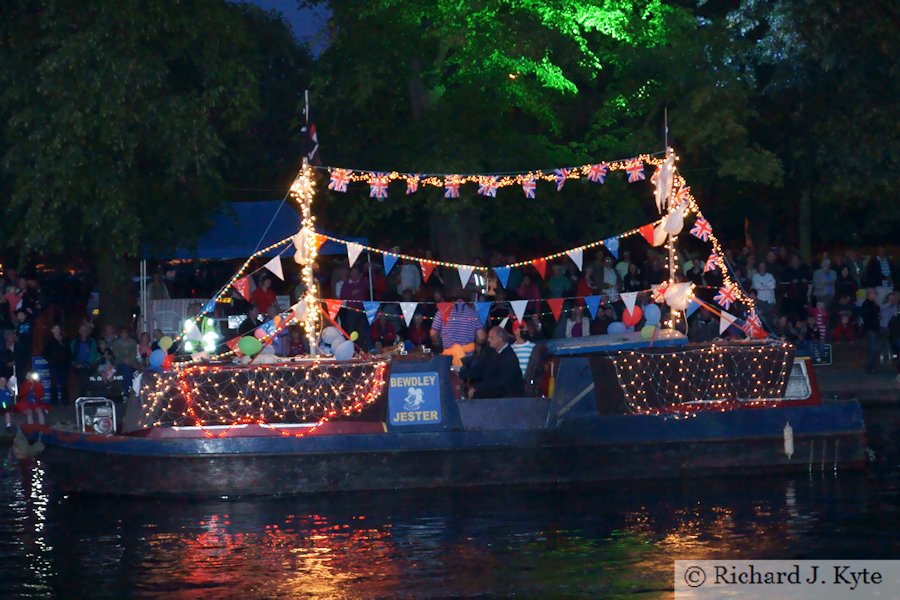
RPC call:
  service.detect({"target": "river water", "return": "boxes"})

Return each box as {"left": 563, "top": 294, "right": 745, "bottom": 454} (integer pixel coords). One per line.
{"left": 0, "top": 406, "right": 897, "bottom": 599}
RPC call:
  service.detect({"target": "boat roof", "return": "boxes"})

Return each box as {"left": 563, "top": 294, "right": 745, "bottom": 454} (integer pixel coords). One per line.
{"left": 544, "top": 329, "right": 688, "bottom": 356}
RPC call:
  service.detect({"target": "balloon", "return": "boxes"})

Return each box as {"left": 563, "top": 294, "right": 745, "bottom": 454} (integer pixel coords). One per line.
{"left": 163, "top": 354, "right": 173, "bottom": 369}
{"left": 148, "top": 349, "right": 166, "bottom": 369}
{"left": 622, "top": 305, "right": 643, "bottom": 327}
{"left": 856, "top": 288, "right": 866, "bottom": 301}
{"left": 607, "top": 321, "right": 627, "bottom": 335}
{"left": 238, "top": 336, "right": 263, "bottom": 357}
{"left": 641, "top": 325, "right": 656, "bottom": 339}
{"left": 254, "top": 328, "right": 267, "bottom": 339}
{"left": 159, "top": 336, "right": 173, "bottom": 351}
{"left": 332, "top": 339, "right": 355, "bottom": 361}
{"left": 321, "top": 326, "right": 343, "bottom": 345}
{"left": 349, "top": 331, "right": 359, "bottom": 342}
{"left": 644, "top": 303, "right": 661, "bottom": 325}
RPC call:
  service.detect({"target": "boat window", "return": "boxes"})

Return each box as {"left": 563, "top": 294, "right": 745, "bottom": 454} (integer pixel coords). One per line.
{"left": 784, "top": 361, "right": 811, "bottom": 400}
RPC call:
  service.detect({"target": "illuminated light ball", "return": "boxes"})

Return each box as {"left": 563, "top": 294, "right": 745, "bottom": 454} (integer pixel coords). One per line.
{"left": 644, "top": 303, "right": 661, "bottom": 325}
{"left": 238, "top": 336, "right": 263, "bottom": 357}
{"left": 641, "top": 325, "right": 656, "bottom": 339}
{"left": 148, "top": 349, "right": 167, "bottom": 369}
{"left": 332, "top": 339, "right": 355, "bottom": 361}
{"left": 159, "top": 336, "right": 174, "bottom": 351}
{"left": 622, "top": 305, "right": 643, "bottom": 327}
{"left": 321, "top": 326, "right": 344, "bottom": 346}
{"left": 607, "top": 321, "right": 627, "bottom": 335}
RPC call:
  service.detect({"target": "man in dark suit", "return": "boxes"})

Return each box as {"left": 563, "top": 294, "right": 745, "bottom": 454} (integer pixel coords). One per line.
{"left": 469, "top": 326, "right": 524, "bottom": 399}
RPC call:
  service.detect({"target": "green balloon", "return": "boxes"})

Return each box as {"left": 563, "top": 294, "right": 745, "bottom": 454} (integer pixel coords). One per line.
{"left": 238, "top": 336, "right": 263, "bottom": 356}
{"left": 641, "top": 325, "right": 656, "bottom": 339}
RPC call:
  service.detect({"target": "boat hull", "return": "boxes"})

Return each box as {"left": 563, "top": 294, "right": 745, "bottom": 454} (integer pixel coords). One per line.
{"left": 25, "top": 401, "right": 867, "bottom": 498}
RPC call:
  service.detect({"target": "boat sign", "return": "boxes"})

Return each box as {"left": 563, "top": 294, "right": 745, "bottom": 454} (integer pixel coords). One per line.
{"left": 388, "top": 371, "right": 442, "bottom": 425}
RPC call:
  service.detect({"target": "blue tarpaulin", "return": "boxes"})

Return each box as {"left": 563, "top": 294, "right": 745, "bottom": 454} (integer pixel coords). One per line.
{"left": 145, "top": 201, "right": 366, "bottom": 259}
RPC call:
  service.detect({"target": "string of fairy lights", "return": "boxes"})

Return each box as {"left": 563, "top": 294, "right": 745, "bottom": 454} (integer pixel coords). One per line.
{"left": 609, "top": 341, "right": 794, "bottom": 418}
{"left": 139, "top": 147, "right": 776, "bottom": 429}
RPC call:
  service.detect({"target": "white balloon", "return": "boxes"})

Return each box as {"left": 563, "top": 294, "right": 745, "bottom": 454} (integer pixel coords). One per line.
{"left": 321, "top": 326, "right": 343, "bottom": 345}
{"left": 332, "top": 339, "right": 355, "bottom": 361}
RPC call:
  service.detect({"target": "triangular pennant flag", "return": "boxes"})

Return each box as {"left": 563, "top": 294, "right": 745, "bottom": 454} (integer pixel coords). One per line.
{"left": 500, "top": 317, "right": 510, "bottom": 329}
{"left": 363, "top": 301, "right": 380, "bottom": 326}
{"left": 400, "top": 302, "right": 418, "bottom": 327}
{"left": 234, "top": 277, "right": 250, "bottom": 301}
{"left": 457, "top": 265, "right": 475, "bottom": 288}
{"left": 202, "top": 299, "right": 216, "bottom": 314}
{"left": 604, "top": 237, "right": 619, "bottom": 260}
{"left": 494, "top": 266, "right": 511, "bottom": 289}
{"left": 532, "top": 258, "right": 547, "bottom": 279}
{"left": 685, "top": 299, "right": 700, "bottom": 318}
{"left": 547, "top": 298, "right": 564, "bottom": 321}
{"left": 225, "top": 337, "right": 242, "bottom": 356}
{"left": 346, "top": 242, "right": 364, "bottom": 268}
{"left": 475, "top": 302, "right": 491, "bottom": 326}
{"left": 264, "top": 256, "right": 284, "bottom": 281}
{"left": 291, "top": 299, "right": 307, "bottom": 322}
{"left": 315, "top": 233, "right": 327, "bottom": 251}
{"left": 639, "top": 224, "right": 655, "bottom": 245}
{"left": 437, "top": 302, "right": 454, "bottom": 324}
{"left": 584, "top": 295, "right": 601, "bottom": 320}
{"left": 621, "top": 291, "right": 638, "bottom": 315}
{"left": 720, "top": 311, "right": 737, "bottom": 335}
{"left": 383, "top": 253, "right": 399, "bottom": 275}
{"left": 510, "top": 300, "right": 528, "bottom": 323}
{"left": 566, "top": 248, "right": 583, "bottom": 271}
{"left": 325, "top": 299, "right": 343, "bottom": 321}
{"left": 420, "top": 261, "right": 435, "bottom": 282}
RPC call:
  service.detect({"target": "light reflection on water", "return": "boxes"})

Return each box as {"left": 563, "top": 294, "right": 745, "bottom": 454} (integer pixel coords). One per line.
{"left": 0, "top": 407, "right": 897, "bottom": 599}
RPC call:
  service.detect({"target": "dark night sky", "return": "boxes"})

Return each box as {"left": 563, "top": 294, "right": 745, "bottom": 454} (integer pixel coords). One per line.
{"left": 246, "top": 0, "right": 327, "bottom": 44}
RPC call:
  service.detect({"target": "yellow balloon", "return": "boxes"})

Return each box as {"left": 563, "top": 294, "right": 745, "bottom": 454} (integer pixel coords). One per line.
{"left": 159, "top": 336, "right": 174, "bottom": 350}
{"left": 349, "top": 331, "right": 359, "bottom": 342}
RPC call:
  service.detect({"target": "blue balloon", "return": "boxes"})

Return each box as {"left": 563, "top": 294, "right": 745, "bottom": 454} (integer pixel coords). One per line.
{"left": 644, "top": 303, "right": 661, "bottom": 325}
{"left": 607, "top": 321, "right": 627, "bottom": 334}
{"left": 149, "top": 349, "right": 167, "bottom": 369}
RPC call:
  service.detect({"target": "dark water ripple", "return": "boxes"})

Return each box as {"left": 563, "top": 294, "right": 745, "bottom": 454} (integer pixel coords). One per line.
{"left": 0, "top": 406, "right": 897, "bottom": 599}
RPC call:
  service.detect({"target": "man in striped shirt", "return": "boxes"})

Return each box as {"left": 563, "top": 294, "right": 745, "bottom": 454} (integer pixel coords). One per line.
{"left": 430, "top": 300, "right": 481, "bottom": 351}
{"left": 511, "top": 322, "right": 535, "bottom": 377}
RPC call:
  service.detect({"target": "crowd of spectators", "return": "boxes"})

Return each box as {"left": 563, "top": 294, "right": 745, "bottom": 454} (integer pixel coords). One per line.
{"left": 0, "top": 242, "right": 897, "bottom": 413}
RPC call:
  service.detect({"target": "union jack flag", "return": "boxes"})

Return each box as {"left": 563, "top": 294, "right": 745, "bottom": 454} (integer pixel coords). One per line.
{"left": 444, "top": 176, "right": 461, "bottom": 198}
{"left": 714, "top": 285, "right": 736, "bottom": 310}
{"left": 328, "top": 168, "right": 351, "bottom": 193}
{"left": 587, "top": 163, "right": 608, "bottom": 183}
{"left": 690, "top": 217, "right": 712, "bottom": 242}
{"left": 522, "top": 178, "right": 536, "bottom": 199}
{"left": 745, "top": 308, "right": 763, "bottom": 331}
{"left": 368, "top": 172, "right": 389, "bottom": 199}
{"left": 676, "top": 184, "right": 691, "bottom": 203}
{"left": 477, "top": 176, "right": 498, "bottom": 198}
{"left": 406, "top": 174, "right": 420, "bottom": 195}
{"left": 625, "top": 159, "right": 645, "bottom": 183}
{"left": 554, "top": 168, "right": 569, "bottom": 191}
{"left": 705, "top": 252, "right": 718, "bottom": 273}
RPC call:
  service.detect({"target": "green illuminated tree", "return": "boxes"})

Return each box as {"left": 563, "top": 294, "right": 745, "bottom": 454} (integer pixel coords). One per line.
{"left": 304, "top": 0, "right": 784, "bottom": 266}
